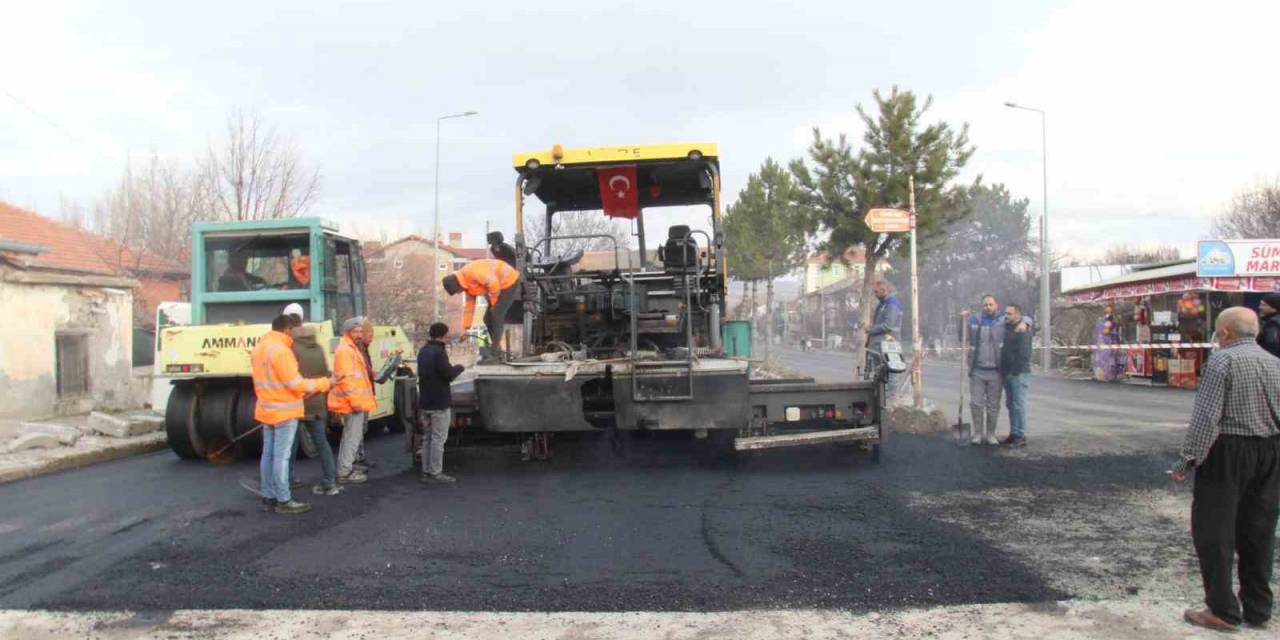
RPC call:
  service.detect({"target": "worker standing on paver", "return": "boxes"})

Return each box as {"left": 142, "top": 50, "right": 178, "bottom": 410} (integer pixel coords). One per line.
{"left": 331, "top": 317, "right": 377, "bottom": 485}
{"left": 250, "top": 314, "right": 330, "bottom": 514}
{"left": 417, "top": 322, "right": 465, "bottom": 484}
{"left": 1171, "top": 307, "right": 1280, "bottom": 633}
{"left": 442, "top": 258, "right": 522, "bottom": 355}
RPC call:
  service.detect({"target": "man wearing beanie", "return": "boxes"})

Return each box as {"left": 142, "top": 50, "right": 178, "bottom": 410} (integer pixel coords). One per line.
{"left": 1257, "top": 293, "right": 1280, "bottom": 359}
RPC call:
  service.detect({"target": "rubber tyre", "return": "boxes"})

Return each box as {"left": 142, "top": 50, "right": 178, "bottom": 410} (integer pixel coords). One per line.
{"left": 198, "top": 384, "right": 237, "bottom": 458}
{"left": 164, "top": 384, "right": 200, "bottom": 459}
{"left": 231, "top": 384, "right": 261, "bottom": 458}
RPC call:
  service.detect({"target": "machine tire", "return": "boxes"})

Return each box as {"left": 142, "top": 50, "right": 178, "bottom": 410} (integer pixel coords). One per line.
{"left": 165, "top": 383, "right": 200, "bottom": 459}
{"left": 198, "top": 384, "right": 238, "bottom": 458}
{"left": 231, "top": 384, "right": 261, "bottom": 458}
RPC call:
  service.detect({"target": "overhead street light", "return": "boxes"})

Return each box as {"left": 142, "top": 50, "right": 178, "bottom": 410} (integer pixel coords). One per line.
{"left": 1005, "top": 100, "right": 1051, "bottom": 372}
{"left": 431, "top": 110, "right": 479, "bottom": 321}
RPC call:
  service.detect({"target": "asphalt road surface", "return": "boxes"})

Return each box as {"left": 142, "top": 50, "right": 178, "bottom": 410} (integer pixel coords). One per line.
{"left": 0, "top": 349, "right": 1213, "bottom": 613}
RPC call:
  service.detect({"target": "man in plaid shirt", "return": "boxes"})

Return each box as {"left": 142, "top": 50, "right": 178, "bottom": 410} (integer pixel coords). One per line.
{"left": 1171, "top": 306, "right": 1280, "bottom": 632}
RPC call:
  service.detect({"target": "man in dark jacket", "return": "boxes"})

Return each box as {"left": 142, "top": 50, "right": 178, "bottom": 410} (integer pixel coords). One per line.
{"left": 417, "top": 322, "right": 465, "bottom": 483}
{"left": 999, "top": 304, "right": 1033, "bottom": 448}
{"left": 1256, "top": 292, "right": 1280, "bottom": 359}
{"left": 289, "top": 324, "right": 341, "bottom": 495}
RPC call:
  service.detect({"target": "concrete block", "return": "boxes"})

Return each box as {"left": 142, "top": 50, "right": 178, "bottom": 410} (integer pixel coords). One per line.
{"left": 126, "top": 414, "right": 164, "bottom": 434}
{"left": 90, "top": 412, "right": 163, "bottom": 438}
{"left": 7, "top": 433, "right": 62, "bottom": 453}
{"left": 19, "top": 422, "right": 83, "bottom": 446}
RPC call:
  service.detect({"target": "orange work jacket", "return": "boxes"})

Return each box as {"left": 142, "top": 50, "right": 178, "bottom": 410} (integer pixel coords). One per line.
{"left": 251, "top": 330, "right": 331, "bottom": 425}
{"left": 328, "top": 334, "right": 377, "bottom": 414}
{"left": 454, "top": 259, "right": 520, "bottom": 331}
{"left": 291, "top": 255, "right": 311, "bottom": 286}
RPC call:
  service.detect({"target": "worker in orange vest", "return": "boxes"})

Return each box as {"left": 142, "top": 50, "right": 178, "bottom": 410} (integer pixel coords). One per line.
{"left": 251, "top": 314, "right": 331, "bottom": 515}
{"left": 442, "top": 258, "right": 522, "bottom": 355}
{"left": 331, "top": 316, "right": 378, "bottom": 483}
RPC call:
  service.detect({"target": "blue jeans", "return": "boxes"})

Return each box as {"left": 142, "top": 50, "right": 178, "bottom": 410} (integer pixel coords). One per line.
{"left": 259, "top": 420, "right": 298, "bottom": 502}
{"left": 1003, "top": 373, "right": 1029, "bottom": 439}
{"left": 296, "top": 418, "right": 336, "bottom": 486}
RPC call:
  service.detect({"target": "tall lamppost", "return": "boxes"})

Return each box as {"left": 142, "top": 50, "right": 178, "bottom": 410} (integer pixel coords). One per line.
{"left": 1005, "top": 101, "right": 1050, "bottom": 372}
{"left": 431, "top": 110, "right": 478, "bottom": 321}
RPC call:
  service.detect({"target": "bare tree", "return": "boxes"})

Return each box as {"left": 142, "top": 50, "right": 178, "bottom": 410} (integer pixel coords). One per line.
{"left": 88, "top": 151, "right": 205, "bottom": 267}
{"left": 1211, "top": 179, "right": 1280, "bottom": 239}
{"left": 524, "top": 210, "right": 632, "bottom": 260}
{"left": 201, "top": 109, "right": 320, "bottom": 221}
{"left": 1102, "top": 243, "right": 1183, "bottom": 265}
{"left": 365, "top": 252, "right": 435, "bottom": 345}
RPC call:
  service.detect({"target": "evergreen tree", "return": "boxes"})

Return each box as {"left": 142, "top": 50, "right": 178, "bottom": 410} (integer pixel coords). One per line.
{"left": 791, "top": 87, "right": 973, "bottom": 373}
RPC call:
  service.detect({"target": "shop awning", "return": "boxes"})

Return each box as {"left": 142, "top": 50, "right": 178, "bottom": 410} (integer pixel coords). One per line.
{"left": 1065, "top": 259, "right": 1280, "bottom": 303}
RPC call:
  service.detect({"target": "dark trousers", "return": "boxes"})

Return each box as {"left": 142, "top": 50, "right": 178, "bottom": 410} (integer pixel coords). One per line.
{"left": 483, "top": 281, "right": 520, "bottom": 351}
{"left": 1192, "top": 435, "right": 1280, "bottom": 625}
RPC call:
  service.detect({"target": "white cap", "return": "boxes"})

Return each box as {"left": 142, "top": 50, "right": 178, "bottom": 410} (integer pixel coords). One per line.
{"left": 282, "top": 303, "right": 304, "bottom": 320}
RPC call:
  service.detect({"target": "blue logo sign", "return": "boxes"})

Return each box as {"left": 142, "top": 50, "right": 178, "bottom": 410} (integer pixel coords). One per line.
{"left": 1198, "top": 241, "right": 1235, "bottom": 277}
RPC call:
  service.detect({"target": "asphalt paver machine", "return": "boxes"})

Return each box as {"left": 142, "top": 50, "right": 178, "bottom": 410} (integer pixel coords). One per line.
{"left": 458, "top": 143, "right": 898, "bottom": 459}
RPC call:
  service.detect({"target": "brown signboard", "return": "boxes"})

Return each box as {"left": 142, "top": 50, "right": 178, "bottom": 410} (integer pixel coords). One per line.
{"left": 864, "top": 208, "right": 913, "bottom": 233}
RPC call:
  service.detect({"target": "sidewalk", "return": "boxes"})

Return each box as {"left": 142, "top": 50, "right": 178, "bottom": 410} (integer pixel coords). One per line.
{"left": 0, "top": 599, "right": 1269, "bottom": 639}
{"left": 0, "top": 413, "right": 168, "bottom": 484}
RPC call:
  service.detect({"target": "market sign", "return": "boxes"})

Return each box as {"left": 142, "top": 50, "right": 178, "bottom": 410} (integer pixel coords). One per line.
{"left": 1197, "top": 239, "right": 1280, "bottom": 277}
{"left": 864, "top": 208, "right": 912, "bottom": 233}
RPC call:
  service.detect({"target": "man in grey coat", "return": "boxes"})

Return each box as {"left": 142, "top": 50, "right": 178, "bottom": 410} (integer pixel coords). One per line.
{"left": 963, "top": 294, "right": 1031, "bottom": 445}
{"left": 866, "top": 277, "right": 904, "bottom": 397}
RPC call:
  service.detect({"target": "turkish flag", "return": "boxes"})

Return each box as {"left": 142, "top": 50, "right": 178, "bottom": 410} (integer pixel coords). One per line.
{"left": 596, "top": 165, "right": 640, "bottom": 219}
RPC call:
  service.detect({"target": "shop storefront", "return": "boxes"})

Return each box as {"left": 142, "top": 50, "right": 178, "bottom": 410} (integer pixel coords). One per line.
{"left": 1063, "top": 258, "right": 1277, "bottom": 388}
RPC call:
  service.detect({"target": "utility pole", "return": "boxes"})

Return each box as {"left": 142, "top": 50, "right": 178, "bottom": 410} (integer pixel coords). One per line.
{"left": 431, "top": 110, "right": 479, "bottom": 322}
{"left": 1005, "top": 101, "right": 1051, "bottom": 371}
{"left": 908, "top": 177, "right": 923, "bottom": 408}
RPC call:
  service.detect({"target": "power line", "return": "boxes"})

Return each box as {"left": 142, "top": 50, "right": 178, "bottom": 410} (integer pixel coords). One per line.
{"left": 1, "top": 87, "right": 121, "bottom": 163}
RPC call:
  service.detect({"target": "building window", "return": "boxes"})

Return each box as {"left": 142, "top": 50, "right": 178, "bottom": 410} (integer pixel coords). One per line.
{"left": 55, "top": 333, "right": 90, "bottom": 398}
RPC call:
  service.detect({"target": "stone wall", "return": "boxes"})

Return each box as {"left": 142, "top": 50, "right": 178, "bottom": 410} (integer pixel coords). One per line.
{"left": 0, "top": 276, "right": 136, "bottom": 419}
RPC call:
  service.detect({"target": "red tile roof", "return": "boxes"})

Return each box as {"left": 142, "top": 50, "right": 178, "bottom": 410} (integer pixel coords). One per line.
{"left": 807, "top": 245, "right": 867, "bottom": 265}
{"left": 368, "top": 234, "right": 488, "bottom": 261}
{"left": 0, "top": 202, "right": 186, "bottom": 276}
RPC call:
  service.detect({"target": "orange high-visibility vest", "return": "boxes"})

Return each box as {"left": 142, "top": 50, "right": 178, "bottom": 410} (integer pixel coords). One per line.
{"left": 328, "top": 334, "right": 377, "bottom": 414}
{"left": 454, "top": 259, "right": 520, "bottom": 331}
{"left": 291, "top": 255, "right": 311, "bottom": 286}
{"left": 251, "top": 330, "right": 331, "bottom": 425}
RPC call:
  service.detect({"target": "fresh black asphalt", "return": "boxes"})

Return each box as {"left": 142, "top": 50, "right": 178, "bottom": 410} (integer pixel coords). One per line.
{"left": 0, "top": 350, "right": 1196, "bottom": 612}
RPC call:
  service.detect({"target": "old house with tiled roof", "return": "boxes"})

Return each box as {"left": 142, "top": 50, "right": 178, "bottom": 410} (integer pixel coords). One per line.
{"left": 0, "top": 202, "right": 186, "bottom": 418}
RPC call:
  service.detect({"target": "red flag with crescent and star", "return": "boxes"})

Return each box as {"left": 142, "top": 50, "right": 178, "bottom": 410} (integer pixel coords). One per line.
{"left": 596, "top": 165, "right": 640, "bottom": 219}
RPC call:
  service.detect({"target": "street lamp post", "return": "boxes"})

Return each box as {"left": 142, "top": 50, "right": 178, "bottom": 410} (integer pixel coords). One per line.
{"left": 431, "top": 110, "right": 479, "bottom": 321}
{"left": 1004, "top": 101, "right": 1050, "bottom": 372}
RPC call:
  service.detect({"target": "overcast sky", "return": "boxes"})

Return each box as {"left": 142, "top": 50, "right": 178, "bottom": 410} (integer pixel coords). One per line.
{"left": 2, "top": 0, "right": 1276, "bottom": 261}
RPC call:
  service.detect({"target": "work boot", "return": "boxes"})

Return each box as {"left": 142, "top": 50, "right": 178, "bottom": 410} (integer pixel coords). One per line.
{"left": 420, "top": 473, "right": 457, "bottom": 484}
{"left": 274, "top": 500, "right": 311, "bottom": 515}
{"left": 338, "top": 471, "right": 367, "bottom": 484}
{"left": 1000, "top": 435, "right": 1027, "bottom": 448}
{"left": 260, "top": 498, "right": 278, "bottom": 512}
{"left": 312, "top": 483, "right": 341, "bottom": 496}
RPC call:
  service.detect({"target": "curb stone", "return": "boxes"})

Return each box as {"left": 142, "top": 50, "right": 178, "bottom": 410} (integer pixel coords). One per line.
{"left": 0, "top": 432, "right": 168, "bottom": 484}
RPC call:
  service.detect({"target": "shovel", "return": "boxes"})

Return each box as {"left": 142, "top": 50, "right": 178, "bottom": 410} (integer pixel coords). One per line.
{"left": 954, "top": 318, "right": 971, "bottom": 445}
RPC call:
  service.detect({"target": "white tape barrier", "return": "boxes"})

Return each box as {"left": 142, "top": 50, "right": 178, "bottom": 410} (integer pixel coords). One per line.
{"left": 921, "top": 342, "right": 1217, "bottom": 353}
